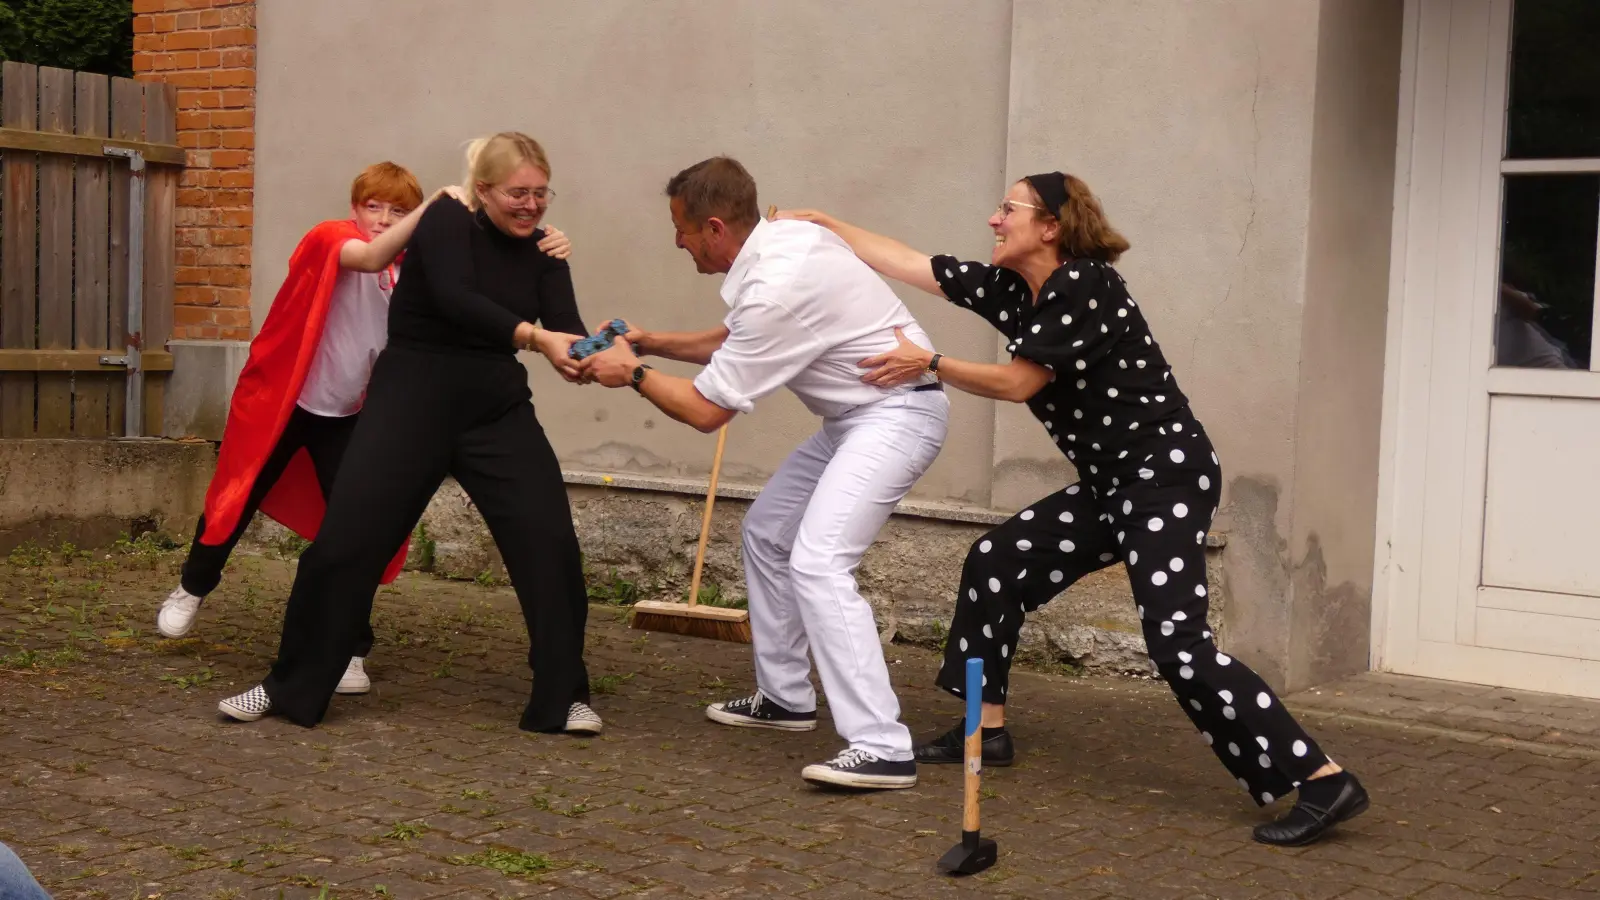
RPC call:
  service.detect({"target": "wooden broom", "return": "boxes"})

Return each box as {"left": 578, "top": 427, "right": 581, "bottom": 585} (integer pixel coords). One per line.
{"left": 630, "top": 205, "right": 779, "bottom": 644}
{"left": 629, "top": 423, "right": 752, "bottom": 642}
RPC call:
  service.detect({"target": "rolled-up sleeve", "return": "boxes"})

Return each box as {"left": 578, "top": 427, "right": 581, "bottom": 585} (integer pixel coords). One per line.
{"left": 692, "top": 297, "right": 823, "bottom": 414}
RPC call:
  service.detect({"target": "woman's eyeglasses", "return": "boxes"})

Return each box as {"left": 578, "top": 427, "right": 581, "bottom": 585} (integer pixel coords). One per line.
{"left": 494, "top": 186, "right": 556, "bottom": 207}
{"left": 995, "top": 199, "right": 1045, "bottom": 218}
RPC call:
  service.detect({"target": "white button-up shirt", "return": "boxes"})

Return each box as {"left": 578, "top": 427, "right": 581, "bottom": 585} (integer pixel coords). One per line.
{"left": 694, "top": 219, "right": 937, "bottom": 419}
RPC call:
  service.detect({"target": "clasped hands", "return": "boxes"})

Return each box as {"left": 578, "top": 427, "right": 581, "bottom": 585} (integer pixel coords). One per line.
{"left": 530, "top": 320, "right": 934, "bottom": 389}
{"left": 511, "top": 319, "right": 645, "bottom": 386}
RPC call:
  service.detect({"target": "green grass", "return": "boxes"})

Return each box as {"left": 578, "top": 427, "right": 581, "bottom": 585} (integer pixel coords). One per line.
{"left": 159, "top": 668, "right": 216, "bottom": 690}
{"left": 590, "top": 673, "right": 635, "bottom": 695}
{"left": 685, "top": 582, "right": 746, "bottom": 610}
{"left": 382, "top": 822, "right": 428, "bottom": 841}
{"left": 0, "top": 647, "right": 83, "bottom": 671}
{"left": 587, "top": 568, "right": 639, "bottom": 605}
{"left": 449, "top": 848, "right": 554, "bottom": 876}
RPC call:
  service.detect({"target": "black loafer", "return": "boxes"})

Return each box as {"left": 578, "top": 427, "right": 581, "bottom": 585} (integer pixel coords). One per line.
{"left": 913, "top": 720, "right": 1015, "bottom": 767}
{"left": 1253, "top": 772, "right": 1370, "bottom": 847}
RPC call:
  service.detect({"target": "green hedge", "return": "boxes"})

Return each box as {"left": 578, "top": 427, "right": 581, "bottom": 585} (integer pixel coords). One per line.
{"left": 0, "top": 0, "right": 133, "bottom": 79}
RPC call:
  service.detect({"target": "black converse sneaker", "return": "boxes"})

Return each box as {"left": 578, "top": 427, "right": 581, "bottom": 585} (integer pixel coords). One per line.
{"left": 706, "top": 691, "right": 818, "bottom": 731}
{"left": 801, "top": 748, "right": 917, "bottom": 790}
{"left": 218, "top": 685, "right": 270, "bottom": 722}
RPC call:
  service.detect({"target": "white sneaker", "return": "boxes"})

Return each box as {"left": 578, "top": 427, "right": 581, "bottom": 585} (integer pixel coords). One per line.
{"left": 157, "top": 585, "right": 204, "bottom": 638}
{"left": 336, "top": 657, "right": 370, "bottom": 695}
{"left": 565, "top": 702, "right": 603, "bottom": 735}
{"left": 218, "top": 685, "right": 271, "bottom": 722}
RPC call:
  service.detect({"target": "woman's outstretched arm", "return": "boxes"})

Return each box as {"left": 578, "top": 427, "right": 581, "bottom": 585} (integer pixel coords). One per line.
{"left": 773, "top": 209, "right": 941, "bottom": 296}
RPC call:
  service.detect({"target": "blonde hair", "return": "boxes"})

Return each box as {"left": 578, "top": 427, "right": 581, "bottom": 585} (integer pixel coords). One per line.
{"left": 1024, "top": 174, "right": 1131, "bottom": 264}
{"left": 462, "top": 132, "right": 551, "bottom": 212}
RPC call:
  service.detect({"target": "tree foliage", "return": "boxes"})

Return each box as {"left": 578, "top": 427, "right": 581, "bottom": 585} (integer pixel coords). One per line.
{"left": 0, "top": 0, "right": 134, "bottom": 78}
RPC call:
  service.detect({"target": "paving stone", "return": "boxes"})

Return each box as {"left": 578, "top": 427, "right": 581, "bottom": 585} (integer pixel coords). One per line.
{"left": 5, "top": 552, "right": 1600, "bottom": 899}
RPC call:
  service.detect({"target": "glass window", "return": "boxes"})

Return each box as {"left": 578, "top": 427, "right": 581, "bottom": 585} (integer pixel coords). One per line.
{"left": 1506, "top": 1, "right": 1600, "bottom": 160}
{"left": 1495, "top": 175, "right": 1597, "bottom": 369}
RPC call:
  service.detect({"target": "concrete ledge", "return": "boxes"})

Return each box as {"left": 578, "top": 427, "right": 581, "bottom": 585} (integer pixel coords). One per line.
{"left": 0, "top": 438, "right": 215, "bottom": 552}
{"left": 563, "top": 468, "right": 1230, "bottom": 547}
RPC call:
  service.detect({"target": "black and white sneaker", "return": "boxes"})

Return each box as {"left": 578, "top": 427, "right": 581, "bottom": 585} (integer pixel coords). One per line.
{"left": 801, "top": 748, "right": 917, "bottom": 790}
{"left": 706, "top": 691, "right": 818, "bottom": 731}
{"left": 218, "top": 685, "right": 270, "bottom": 722}
{"left": 565, "top": 702, "right": 603, "bottom": 735}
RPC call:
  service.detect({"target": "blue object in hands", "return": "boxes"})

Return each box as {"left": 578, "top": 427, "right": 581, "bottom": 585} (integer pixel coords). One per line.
{"left": 568, "top": 318, "right": 631, "bottom": 360}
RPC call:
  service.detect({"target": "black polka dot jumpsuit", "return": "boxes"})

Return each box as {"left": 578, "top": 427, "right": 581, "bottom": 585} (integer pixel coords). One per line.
{"left": 931, "top": 254, "right": 1331, "bottom": 806}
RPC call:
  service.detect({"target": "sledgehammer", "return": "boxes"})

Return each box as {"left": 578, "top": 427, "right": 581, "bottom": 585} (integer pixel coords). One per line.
{"left": 937, "top": 657, "right": 999, "bottom": 875}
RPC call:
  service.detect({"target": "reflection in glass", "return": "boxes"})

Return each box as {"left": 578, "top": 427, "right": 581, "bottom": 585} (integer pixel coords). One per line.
{"left": 1496, "top": 175, "right": 1596, "bottom": 369}
{"left": 1507, "top": 0, "right": 1600, "bottom": 160}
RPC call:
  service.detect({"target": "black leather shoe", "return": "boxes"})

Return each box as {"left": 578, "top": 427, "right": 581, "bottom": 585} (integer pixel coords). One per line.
{"left": 1252, "top": 772, "right": 1370, "bottom": 847}
{"left": 913, "top": 720, "right": 1015, "bottom": 767}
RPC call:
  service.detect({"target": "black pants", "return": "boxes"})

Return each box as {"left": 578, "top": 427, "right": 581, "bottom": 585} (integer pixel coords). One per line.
{"left": 182, "top": 406, "right": 376, "bottom": 658}
{"left": 938, "top": 415, "right": 1331, "bottom": 807}
{"left": 260, "top": 344, "right": 590, "bottom": 732}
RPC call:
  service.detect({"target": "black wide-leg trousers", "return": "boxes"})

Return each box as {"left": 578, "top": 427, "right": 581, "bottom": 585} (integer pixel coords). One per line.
{"left": 937, "top": 419, "right": 1330, "bottom": 805}
{"left": 261, "top": 345, "right": 590, "bottom": 732}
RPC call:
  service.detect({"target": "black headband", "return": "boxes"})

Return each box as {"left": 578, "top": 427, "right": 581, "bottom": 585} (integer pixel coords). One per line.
{"left": 1024, "top": 171, "right": 1069, "bottom": 217}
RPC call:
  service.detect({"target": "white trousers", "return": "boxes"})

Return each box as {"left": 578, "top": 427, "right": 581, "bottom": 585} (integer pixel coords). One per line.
{"left": 741, "top": 389, "right": 949, "bottom": 761}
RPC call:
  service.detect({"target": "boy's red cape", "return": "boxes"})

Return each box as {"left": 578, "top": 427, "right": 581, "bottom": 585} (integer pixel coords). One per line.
{"left": 198, "top": 219, "right": 408, "bottom": 583}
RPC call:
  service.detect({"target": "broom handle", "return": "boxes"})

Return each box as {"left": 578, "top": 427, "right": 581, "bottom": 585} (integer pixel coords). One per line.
{"left": 687, "top": 424, "right": 728, "bottom": 608}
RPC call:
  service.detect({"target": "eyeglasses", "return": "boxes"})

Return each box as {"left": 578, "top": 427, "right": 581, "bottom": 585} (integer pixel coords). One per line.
{"left": 493, "top": 185, "right": 556, "bottom": 207}
{"left": 995, "top": 199, "right": 1046, "bottom": 218}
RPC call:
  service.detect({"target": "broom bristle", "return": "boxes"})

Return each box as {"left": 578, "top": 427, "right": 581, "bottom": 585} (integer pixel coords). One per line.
{"left": 630, "top": 602, "right": 752, "bottom": 644}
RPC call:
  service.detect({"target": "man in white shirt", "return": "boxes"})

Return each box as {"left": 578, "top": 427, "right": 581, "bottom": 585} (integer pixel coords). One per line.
{"left": 579, "top": 156, "right": 949, "bottom": 790}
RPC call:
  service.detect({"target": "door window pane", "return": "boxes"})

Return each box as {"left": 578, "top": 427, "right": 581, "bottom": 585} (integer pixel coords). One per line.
{"left": 1507, "top": 0, "right": 1600, "bottom": 160}
{"left": 1496, "top": 175, "right": 1597, "bottom": 369}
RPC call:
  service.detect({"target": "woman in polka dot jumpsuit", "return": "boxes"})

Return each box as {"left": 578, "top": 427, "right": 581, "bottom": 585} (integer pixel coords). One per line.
{"left": 777, "top": 173, "right": 1369, "bottom": 846}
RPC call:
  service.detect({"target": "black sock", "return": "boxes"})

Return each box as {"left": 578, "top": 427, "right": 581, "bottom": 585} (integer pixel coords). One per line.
{"left": 981, "top": 726, "right": 1007, "bottom": 739}
{"left": 1297, "top": 771, "right": 1350, "bottom": 807}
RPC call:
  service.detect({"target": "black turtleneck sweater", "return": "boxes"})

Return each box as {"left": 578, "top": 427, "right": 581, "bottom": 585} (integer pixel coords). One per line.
{"left": 388, "top": 197, "right": 587, "bottom": 355}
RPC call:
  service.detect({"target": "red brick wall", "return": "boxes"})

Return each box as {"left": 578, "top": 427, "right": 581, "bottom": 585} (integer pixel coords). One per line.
{"left": 132, "top": 0, "right": 257, "bottom": 341}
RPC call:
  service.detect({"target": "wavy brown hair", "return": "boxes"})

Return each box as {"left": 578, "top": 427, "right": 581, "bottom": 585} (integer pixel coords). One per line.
{"left": 1024, "top": 174, "right": 1130, "bottom": 264}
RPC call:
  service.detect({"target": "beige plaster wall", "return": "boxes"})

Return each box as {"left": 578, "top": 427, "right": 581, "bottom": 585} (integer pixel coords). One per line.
{"left": 1002, "top": 0, "right": 1323, "bottom": 685}
{"left": 253, "top": 0, "right": 1010, "bottom": 507}
{"left": 1286, "top": 0, "right": 1404, "bottom": 690}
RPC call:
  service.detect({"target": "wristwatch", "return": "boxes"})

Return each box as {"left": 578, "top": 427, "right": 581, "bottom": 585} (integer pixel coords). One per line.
{"left": 630, "top": 364, "right": 654, "bottom": 392}
{"left": 927, "top": 353, "right": 944, "bottom": 375}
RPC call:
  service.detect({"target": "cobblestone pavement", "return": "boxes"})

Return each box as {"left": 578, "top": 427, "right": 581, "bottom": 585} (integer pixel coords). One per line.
{"left": 2, "top": 543, "right": 1599, "bottom": 899}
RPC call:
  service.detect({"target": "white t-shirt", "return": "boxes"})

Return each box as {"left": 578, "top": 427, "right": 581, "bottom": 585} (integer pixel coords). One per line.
{"left": 693, "top": 219, "right": 937, "bottom": 419}
{"left": 297, "top": 266, "right": 393, "bottom": 418}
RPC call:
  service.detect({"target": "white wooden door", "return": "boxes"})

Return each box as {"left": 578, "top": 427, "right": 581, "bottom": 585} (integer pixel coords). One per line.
{"left": 1375, "top": 0, "right": 1600, "bottom": 697}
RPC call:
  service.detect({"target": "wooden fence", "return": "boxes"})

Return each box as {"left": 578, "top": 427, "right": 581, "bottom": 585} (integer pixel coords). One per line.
{"left": 0, "top": 61, "right": 182, "bottom": 439}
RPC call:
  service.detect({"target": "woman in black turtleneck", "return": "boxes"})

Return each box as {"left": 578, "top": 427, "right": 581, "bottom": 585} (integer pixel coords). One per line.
{"left": 218, "top": 132, "right": 603, "bottom": 736}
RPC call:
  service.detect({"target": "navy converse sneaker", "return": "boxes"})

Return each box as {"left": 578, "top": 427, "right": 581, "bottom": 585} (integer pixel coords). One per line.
{"left": 706, "top": 691, "right": 818, "bottom": 731}
{"left": 801, "top": 748, "right": 917, "bottom": 790}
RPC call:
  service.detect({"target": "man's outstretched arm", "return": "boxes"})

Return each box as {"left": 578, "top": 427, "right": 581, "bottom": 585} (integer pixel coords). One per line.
{"left": 578, "top": 339, "right": 735, "bottom": 433}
